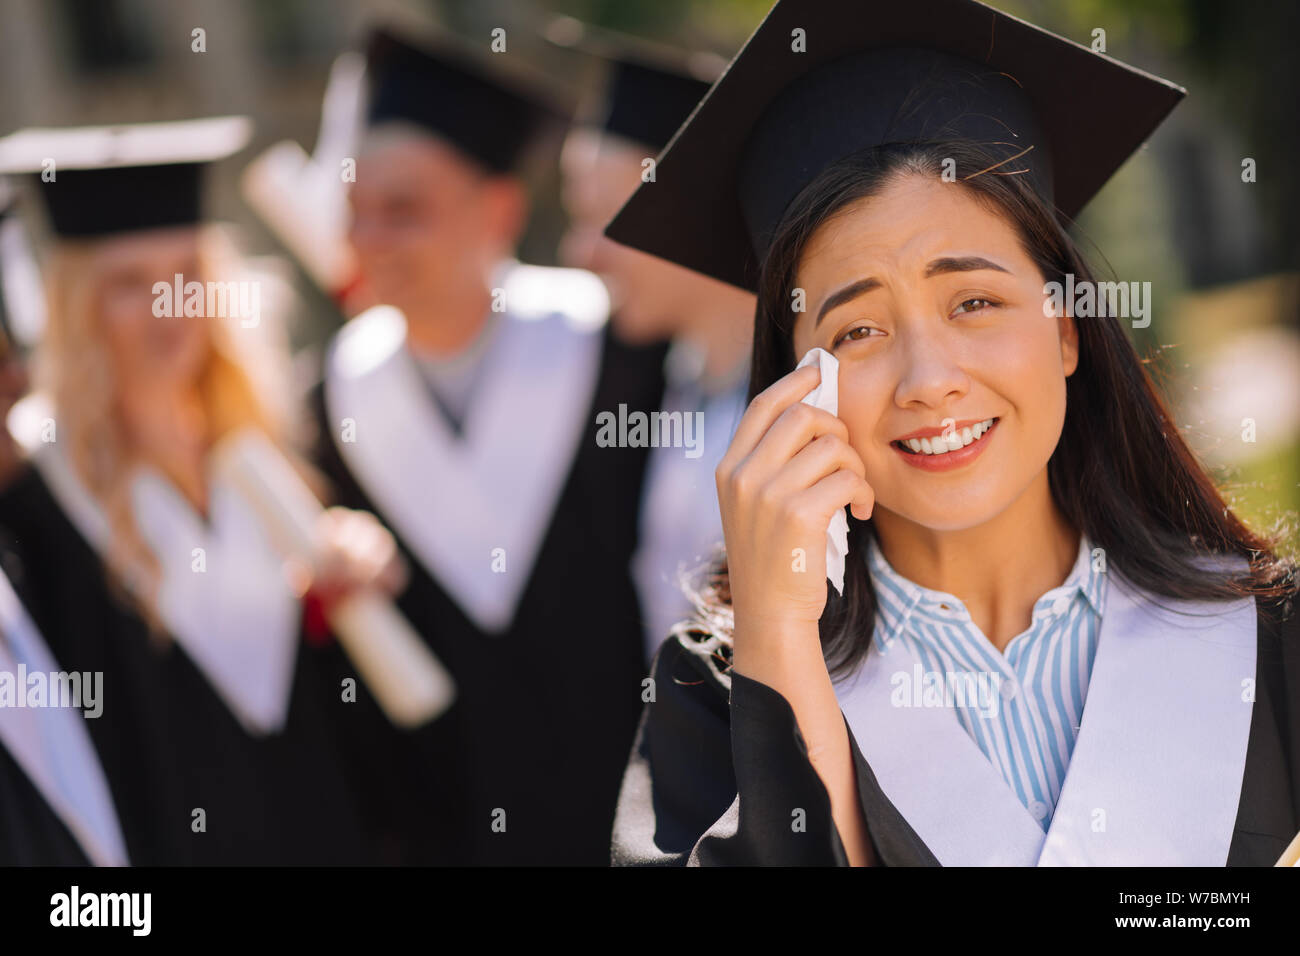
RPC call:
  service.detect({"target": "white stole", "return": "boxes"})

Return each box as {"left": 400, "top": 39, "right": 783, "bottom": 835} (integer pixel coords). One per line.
{"left": 24, "top": 434, "right": 302, "bottom": 737}
{"left": 0, "top": 568, "right": 129, "bottom": 866}
{"left": 837, "top": 563, "right": 1258, "bottom": 865}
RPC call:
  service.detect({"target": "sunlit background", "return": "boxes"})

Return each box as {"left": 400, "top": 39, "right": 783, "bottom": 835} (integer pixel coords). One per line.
{"left": 0, "top": 0, "right": 1295, "bottom": 553}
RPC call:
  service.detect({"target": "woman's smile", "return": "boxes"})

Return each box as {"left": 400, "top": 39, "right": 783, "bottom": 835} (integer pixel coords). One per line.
{"left": 890, "top": 416, "right": 1000, "bottom": 472}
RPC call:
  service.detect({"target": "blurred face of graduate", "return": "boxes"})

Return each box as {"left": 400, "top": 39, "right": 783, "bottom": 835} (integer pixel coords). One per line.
{"left": 91, "top": 226, "right": 210, "bottom": 390}
{"left": 790, "top": 173, "right": 1079, "bottom": 532}
{"left": 560, "top": 127, "right": 734, "bottom": 344}
{"left": 347, "top": 126, "right": 526, "bottom": 318}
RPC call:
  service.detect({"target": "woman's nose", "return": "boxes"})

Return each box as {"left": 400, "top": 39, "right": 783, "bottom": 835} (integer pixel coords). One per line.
{"left": 891, "top": 318, "right": 971, "bottom": 408}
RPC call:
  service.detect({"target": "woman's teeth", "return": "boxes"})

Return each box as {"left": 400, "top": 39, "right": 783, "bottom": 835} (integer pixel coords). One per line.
{"left": 896, "top": 418, "right": 997, "bottom": 455}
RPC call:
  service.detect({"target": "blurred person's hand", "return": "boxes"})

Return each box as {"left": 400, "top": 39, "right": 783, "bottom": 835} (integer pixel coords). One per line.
{"left": 303, "top": 506, "right": 408, "bottom": 606}
{"left": 0, "top": 347, "right": 31, "bottom": 489}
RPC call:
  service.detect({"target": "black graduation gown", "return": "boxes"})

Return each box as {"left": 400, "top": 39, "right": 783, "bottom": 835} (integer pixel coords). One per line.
{"left": 309, "top": 327, "right": 668, "bottom": 866}
{"left": 0, "top": 465, "right": 377, "bottom": 866}
{"left": 612, "top": 595, "right": 1299, "bottom": 866}
{"left": 0, "top": 744, "right": 91, "bottom": 866}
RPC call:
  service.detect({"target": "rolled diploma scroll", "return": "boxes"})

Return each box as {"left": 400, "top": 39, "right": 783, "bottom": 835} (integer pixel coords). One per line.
{"left": 796, "top": 347, "right": 850, "bottom": 596}
{"left": 1276, "top": 829, "right": 1300, "bottom": 866}
{"left": 215, "top": 428, "right": 456, "bottom": 728}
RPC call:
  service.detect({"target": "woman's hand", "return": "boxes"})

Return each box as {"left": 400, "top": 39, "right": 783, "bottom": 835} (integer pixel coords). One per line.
{"left": 714, "top": 362, "right": 876, "bottom": 865}
{"left": 716, "top": 363, "right": 874, "bottom": 632}
{"left": 306, "top": 506, "right": 407, "bottom": 605}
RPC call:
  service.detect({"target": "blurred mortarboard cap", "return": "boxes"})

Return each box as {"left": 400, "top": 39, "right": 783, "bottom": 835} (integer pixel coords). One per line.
{"left": 364, "top": 25, "right": 571, "bottom": 174}
{"left": 605, "top": 0, "right": 1186, "bottom": 292}
{"left": 543, "top": 16, "right": 725, "bottom": 152}
{"left": 0, "top": 116, "right": 252, "bottom": 239}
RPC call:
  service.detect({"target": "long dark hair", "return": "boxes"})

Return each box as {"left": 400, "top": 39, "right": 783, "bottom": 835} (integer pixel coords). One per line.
{"left": 677, "top": 140, "right": 1297, "bottom": 681}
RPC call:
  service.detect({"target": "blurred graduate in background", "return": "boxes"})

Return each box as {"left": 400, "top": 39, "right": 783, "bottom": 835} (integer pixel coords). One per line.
{"left": 0, "top": 180, "right": 128, "bottom": 866}
{"left": 0, "top": 117, "right": 405, "bottom": 864}
{"left": 552, "top": 18, "right": 754, "bottom": 663}
{"left": 308, "top": 25, "right": 666, "bottom": 865}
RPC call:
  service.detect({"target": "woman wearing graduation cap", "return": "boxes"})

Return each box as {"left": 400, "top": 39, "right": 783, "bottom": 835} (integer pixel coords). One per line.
{"left": 606, "top": 0, "right": 1299, "bottom": 866}
{"left": 0, "top": 116, "right": 403, "bottom": 864}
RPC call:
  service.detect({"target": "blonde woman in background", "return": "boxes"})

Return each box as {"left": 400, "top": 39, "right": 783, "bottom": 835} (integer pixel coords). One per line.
{"left": 0, "top": 118, "right": 401, "bottom": 865}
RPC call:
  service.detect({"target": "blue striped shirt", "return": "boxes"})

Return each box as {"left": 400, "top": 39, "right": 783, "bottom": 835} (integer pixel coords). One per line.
{"left": 863, "top": 530, "right": 1109, "bottom": 831}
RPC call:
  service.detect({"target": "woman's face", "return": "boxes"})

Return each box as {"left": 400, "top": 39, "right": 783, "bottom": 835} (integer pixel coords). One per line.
{"left": 790, "top": 173, "right": 1078, "bottom": 531}
{"left": 93, "top": 226, "right": 210, "bottom": 391}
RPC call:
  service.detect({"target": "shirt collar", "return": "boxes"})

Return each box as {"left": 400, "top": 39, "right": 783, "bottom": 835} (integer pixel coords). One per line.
{"left": 864, "top": 527, "right": 1107, "bottom": 649}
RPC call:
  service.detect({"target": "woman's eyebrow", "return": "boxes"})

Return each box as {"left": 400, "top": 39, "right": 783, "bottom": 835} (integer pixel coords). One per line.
{"left": 814, "top": 277, "right": 881, "bottom": 327}
{"left": 813, "top": 257, "right": 1012, "bottom": 327}
{"left": 924, "top": 255, "right": 1011, "bottom": 278}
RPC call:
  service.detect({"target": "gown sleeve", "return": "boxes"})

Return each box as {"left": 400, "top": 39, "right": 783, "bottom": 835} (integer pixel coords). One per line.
{"left": 1228, "top": 595, "right": 1300, "bottom": 865}
{"left": 611, "top": 633, "right": 938, "bottom": 866}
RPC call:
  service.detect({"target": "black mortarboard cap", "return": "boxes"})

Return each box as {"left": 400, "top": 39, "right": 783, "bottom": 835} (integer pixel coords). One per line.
{"left": 605, "top": 0, "right": 1187, "bottom": 292}
{"left": 544, "top": 17, "right": 723, "bottom": 152}
{"left": 0, "top": 116, "right": 252, "bottom": 239}
{"left": 364, "top": 26, "right": 570, "bottom": 174}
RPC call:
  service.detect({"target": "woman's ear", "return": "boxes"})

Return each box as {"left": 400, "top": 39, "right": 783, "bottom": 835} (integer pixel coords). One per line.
{"left": 1059, "top": 310, "right": 1079, "bottom": 377}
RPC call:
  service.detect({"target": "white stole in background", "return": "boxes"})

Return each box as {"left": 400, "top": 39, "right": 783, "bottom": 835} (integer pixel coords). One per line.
{"left": 324, "top": 266, "right": 606, "bottom": 635}
{"left": 0, "top": 567, "right": 129, "bottom": 865}
{"left": 25, "top": 434, "right": 301, "bottom": 737}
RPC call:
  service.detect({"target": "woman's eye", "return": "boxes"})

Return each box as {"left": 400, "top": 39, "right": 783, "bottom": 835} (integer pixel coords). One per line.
{"left": 832, "top": 325, "right": 878, "bottom": 348}
{"left": 953, "top": 297, "right": 997, "bottom": 315}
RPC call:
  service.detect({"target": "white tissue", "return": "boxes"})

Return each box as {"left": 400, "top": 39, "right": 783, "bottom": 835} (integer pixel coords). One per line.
{"left": 795, "top": 347, "right": 850, "bottom": 596}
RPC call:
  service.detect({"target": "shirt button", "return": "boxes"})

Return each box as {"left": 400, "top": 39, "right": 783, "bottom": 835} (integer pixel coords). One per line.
{"left": 1028, "top": 800, "right": 1050, "bottom": 820}
{"left": 1001, "top": 678, "right": 1019, "bottom": 700}
{"left": 1051, "top": 596, "right": 1070, "bottom": 616}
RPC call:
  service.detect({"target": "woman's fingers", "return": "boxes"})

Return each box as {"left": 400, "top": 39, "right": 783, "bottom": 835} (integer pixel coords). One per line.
{"left": 723, "top": 402, "right": 849, "bottom": 502}
{"left": 719, "top": 363, "right": 822, "bottom": 470}
{"left": 758, "top": 437, "right": 874, "bottom": 534}
{"left": 312, "top": 507, "right": 408, "bottom": 598}
{"left": 797, "top": 468, "right": 875, "bottom": 526}
{"left": 748, "top": 400, "right": 849, "bottom": 469}
{"left": 770, "top": 432, "right": 866, "bottom": 495}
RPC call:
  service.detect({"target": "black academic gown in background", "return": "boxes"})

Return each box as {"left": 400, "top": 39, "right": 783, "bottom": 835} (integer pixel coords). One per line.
{"left": 0, "top": 745, "right": 91, "bottom": 865}
{"left": 310, "top": 326, "right": 669, "bottom": 866}
{"left": 0, "top": 466, "right": 377, "bottom": 866}
{"left": 612, "top": 594, "right": 1299, "bottom": 866}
